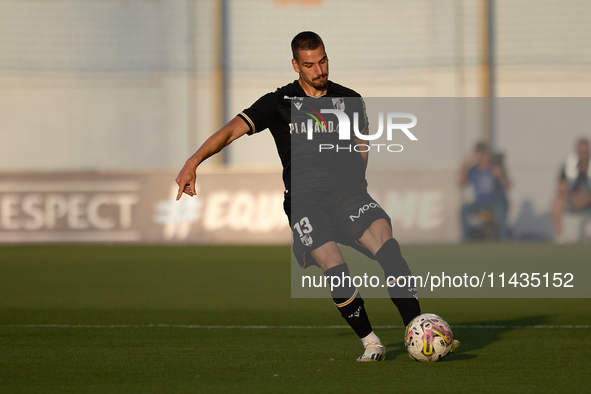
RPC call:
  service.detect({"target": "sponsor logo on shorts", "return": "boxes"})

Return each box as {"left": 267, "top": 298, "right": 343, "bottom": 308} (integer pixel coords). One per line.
{"left": 349, "top": 202, "right": 381, "bottom": 222}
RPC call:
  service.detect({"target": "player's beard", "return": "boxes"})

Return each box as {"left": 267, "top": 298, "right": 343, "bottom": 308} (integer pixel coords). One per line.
{"left": 311, "top": 74, "right": 328, "bottom": 90}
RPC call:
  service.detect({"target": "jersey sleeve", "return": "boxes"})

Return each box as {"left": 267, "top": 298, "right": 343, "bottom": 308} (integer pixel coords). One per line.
{"left": 238, "top": 92, "right": 277, "bottom": 135}
{"left": 357, "top": 96, "right": 369, "bottom": 134}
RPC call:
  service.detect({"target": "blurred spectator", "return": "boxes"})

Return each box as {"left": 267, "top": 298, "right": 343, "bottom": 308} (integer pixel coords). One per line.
{"left": 459, "top": 142, "right": 511, "bottom": 241}
{"left": 551, "top": 138, "right": 591, "bottom": 242}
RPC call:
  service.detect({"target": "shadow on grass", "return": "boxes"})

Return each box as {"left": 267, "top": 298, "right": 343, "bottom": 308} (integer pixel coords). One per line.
{"left": 382, "top": 314, "right": 551, "bottom": 361}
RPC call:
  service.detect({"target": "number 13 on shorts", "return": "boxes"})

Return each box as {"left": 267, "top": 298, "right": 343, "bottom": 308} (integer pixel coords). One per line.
{"left": 293, "top": 217, "right": 313, "bottom": 237}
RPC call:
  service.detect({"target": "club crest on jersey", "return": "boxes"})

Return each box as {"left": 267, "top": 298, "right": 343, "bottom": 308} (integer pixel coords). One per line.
{"left": 332, "top": 98, "right": 345, "bottom": 111}
{"left": 300, "top": 234, "right": 313, "bottom": 246}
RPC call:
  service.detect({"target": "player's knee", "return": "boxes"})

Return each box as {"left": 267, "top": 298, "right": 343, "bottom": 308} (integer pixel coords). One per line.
{"left": 375, "top": 238, "right": 411, "bottom": 276}
{"left": 360, "top": 219, "right": 392, "bottom": 256}
{"left": 376, "top": 238, "right": 403, "bottom": 262}
{"left": 317, "top": 258, "right": 346, "bottom": 273}
{"left": 310, "top": 242, "right": 346, "bottom": 272}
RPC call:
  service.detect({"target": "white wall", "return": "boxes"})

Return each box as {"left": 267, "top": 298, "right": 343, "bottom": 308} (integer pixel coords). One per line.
{"left": 1, "top": 0, "right": 590, "bottom": 241}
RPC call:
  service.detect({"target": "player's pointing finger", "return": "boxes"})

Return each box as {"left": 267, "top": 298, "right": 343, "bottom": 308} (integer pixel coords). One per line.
{"left": 176, "top": 182, "right": 184, "bottom": 200}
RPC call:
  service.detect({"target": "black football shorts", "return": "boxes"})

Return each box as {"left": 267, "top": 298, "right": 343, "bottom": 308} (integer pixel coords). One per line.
{"left": 284, "top": 188, "right": 391, "bottom": 269}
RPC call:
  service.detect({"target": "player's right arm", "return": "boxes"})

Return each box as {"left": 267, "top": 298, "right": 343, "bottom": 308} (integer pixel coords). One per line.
{"left": 175, "top": 116, "right": 250, "bottom": 200}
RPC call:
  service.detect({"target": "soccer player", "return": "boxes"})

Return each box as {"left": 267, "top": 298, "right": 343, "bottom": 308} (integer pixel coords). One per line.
{"left": 176, "top": 31, "right": 457, "bottom": 361}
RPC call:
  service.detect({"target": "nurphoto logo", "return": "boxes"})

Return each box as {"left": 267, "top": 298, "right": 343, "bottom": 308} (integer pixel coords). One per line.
{"left": 302, "top": 109, "right": 418, "bottom": 153}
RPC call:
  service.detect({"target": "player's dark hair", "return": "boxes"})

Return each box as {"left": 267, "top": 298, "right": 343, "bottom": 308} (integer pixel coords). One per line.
{"left": 291, "top": 31, "right": 325, "bottom": 60}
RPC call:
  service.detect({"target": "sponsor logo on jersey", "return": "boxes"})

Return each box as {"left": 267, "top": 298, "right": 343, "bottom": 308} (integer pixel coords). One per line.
{"left": 289, "top": 120, "right": 336, "bottom": 135}
{"left": 289, "top": 103, "right": 338, "bottom": 135}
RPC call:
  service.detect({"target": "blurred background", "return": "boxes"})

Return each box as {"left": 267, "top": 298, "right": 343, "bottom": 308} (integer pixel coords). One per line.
{"left": 1, "top": 0, "right": 590, "bottom": 244}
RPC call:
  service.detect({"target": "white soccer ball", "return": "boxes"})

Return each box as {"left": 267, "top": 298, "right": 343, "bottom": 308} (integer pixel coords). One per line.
{"left": 404, "top": 313, "right": 453, "bottom": 362}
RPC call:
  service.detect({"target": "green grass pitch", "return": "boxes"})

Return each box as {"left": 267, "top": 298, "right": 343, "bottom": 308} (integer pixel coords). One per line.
{"left": 1, "top": 244, "right": 590, "bottom": 393}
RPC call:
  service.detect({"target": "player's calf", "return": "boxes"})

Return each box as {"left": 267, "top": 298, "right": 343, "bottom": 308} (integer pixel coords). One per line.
{"left": 375, "top": 238, "right": 421, "bottom": 326}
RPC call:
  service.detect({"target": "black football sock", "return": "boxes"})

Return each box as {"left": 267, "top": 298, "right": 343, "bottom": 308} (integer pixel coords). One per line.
{"left": 324, "top": 264, "right": 373, "bottom": 338}
{"left": 375, "top": 238, "right": 421, "bottom": 326}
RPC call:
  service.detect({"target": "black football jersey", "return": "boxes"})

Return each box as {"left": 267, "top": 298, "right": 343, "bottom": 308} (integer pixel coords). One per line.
{"left": 238, "top": 80, "right": 368, "bottom": 194}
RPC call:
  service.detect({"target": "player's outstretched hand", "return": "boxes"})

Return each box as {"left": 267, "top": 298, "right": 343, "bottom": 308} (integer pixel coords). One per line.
{"left": 175, "top": 160, "right": 198, "bottom": 200}
{"left": 173, "top": 116, "right": 250, "bottom": 200}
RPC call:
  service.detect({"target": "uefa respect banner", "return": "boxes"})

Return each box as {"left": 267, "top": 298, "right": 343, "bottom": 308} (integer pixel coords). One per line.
{"left": 0, "top": 171, "right": 289, "bottom": 244}
{"left": 289, "top": 97, "right": 591, "bottom": 298}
